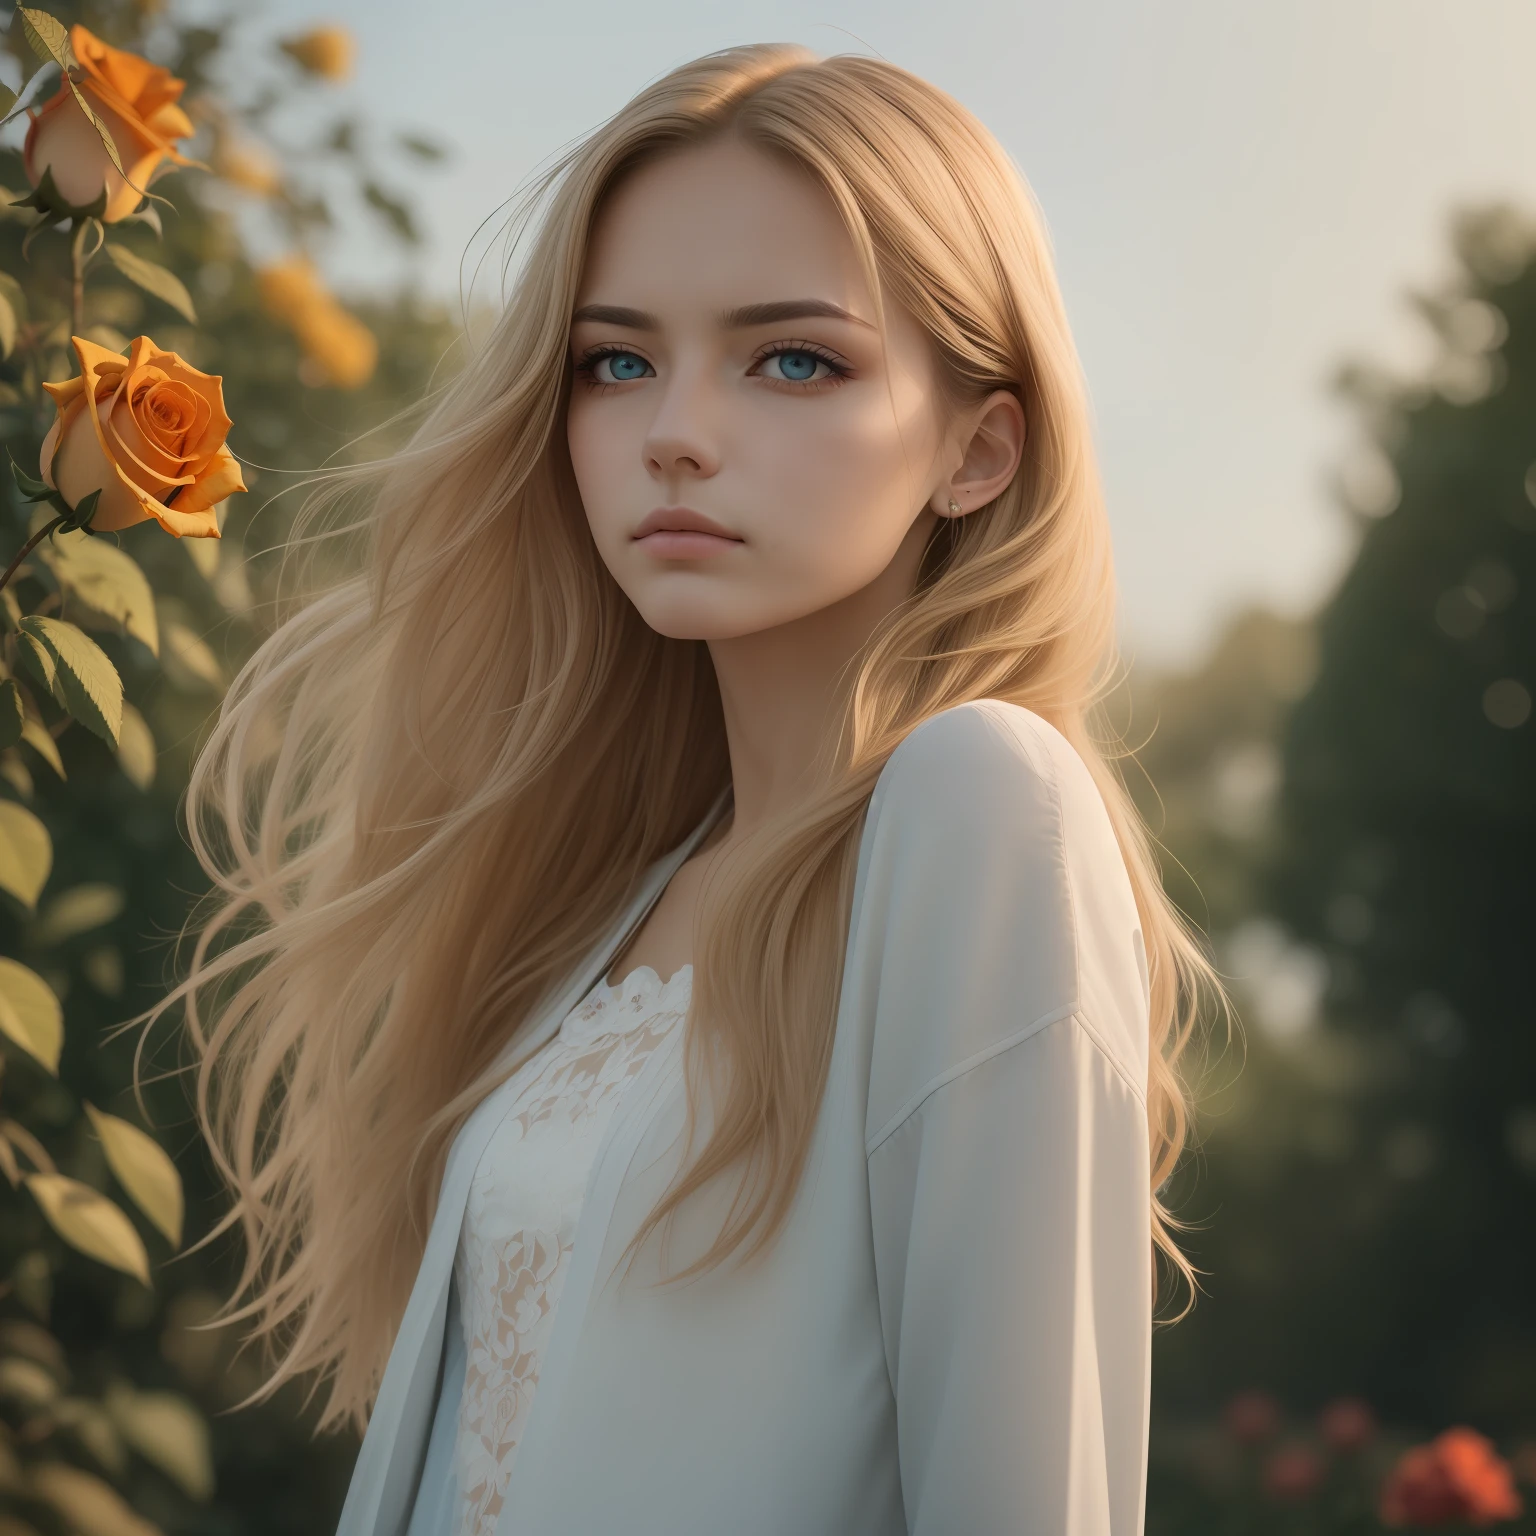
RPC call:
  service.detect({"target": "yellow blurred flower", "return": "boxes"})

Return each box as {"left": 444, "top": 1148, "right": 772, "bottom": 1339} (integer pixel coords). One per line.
{"left": 278, "top": 26, "right": 355, "bottom": 82}
{"left": 254, "top": 254, "right": 322, "bottom": 324}
{"left": 255, "top": 256, "right": 377, "bottom": 390}
{"left": 213, "top": 136, "right": 281, "bottom": 197}
{"left": 294, "top": 307, "right": 377, "bottom": 390}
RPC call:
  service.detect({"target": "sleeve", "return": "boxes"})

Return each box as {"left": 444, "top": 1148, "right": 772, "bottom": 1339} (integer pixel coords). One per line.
{"left": 859, "top": 701, "right": 1153, "bottom": 1536}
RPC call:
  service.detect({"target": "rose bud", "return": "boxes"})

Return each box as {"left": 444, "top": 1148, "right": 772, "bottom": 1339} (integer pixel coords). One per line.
{"left": 40, "top": 335, "right": 246, "bottom": 539}
{"left": 23, "top": 24, "right": 194, "bottom": 223}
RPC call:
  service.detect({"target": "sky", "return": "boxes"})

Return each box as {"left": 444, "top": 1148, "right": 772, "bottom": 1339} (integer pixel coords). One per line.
{"left": 187, "top": 1, "right": 1536, "bottom": 664}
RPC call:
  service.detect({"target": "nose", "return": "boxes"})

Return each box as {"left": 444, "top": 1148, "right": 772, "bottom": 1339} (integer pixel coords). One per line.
{"left": 642, "top": 364, "right": 721, "bottom": 487}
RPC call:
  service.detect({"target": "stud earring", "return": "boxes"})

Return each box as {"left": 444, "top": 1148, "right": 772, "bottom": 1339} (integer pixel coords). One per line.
{"left": 947, "top": 497, "right": 962, "bottom": 515}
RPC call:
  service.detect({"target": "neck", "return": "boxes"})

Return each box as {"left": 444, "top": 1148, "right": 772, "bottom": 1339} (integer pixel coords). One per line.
{"left": 706, "top": 512, "right": 934, "bottom": 840}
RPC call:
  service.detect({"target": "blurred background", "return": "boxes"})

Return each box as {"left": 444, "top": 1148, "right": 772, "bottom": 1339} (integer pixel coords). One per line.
{"left": 0, "top": 0, "right": 1531, "bottom": 1531}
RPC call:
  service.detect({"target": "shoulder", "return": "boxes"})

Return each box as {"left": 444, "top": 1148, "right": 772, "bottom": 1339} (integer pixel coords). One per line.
{"left": 868, "top": 698, "right": 1095, "bottom": 852}
{"left": 851, "top": 699, "right": 1150, "bottom": 1116}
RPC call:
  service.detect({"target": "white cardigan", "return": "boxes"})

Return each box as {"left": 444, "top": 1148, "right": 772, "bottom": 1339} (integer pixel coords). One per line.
{"left": 336, "top": 699, "right": 1154, "bottom": 1536}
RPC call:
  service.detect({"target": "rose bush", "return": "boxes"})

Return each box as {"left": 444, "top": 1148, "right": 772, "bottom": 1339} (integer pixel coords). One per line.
{"left": 39, "top": 334, "right": 244, "bottom": 539}
{"left": 22, "top": 22, "right": 195, "bottom": 223}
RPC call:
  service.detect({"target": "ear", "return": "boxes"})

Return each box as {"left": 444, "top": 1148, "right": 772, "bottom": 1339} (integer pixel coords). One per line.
{"left": 931, "top": 388, "right": 1026, "bottom": 517}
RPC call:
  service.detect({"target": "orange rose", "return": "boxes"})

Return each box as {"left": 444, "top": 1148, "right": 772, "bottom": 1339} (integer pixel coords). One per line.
{"left": 39, "top": 335, "right": 246, "bottom": 539}
{"left": 278, "top": 27, "right": 355, "bottom": 81}
{"left": 23, "top": 24, "right": 195, "bottom": 223}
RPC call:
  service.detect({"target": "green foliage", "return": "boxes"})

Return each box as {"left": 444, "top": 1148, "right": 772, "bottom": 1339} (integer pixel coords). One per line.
{"left": 0, "top": 1, "right": 463, "bottom": 1530}
{"left": 1135, "top": 204, "right": 1536, "bottom": 1530}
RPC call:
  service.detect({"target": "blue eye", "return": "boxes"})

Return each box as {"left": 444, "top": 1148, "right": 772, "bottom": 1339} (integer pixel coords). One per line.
{"left": 588, "top": 350, "right": 652, "bottom": 382}
{"left": 765, "top": 349, "right": 824, "bottom": 382}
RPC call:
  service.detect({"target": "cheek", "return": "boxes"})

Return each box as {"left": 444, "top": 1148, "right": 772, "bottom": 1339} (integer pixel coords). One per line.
{"left": 566, "top": 400, "right": 623, "bottom": 537}
{"left": 750, "top": 391, "right": 929, "bottom": 577}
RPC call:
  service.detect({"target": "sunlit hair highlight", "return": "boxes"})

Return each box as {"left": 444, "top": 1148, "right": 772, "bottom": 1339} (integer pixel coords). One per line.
{"left": 133, "top": 42, "right": 1224, "bottom": 1432}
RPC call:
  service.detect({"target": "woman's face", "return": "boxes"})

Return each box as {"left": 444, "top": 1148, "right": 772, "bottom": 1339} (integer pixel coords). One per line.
{"left": 566, "top": 137, "right": 954, "bottom": 642}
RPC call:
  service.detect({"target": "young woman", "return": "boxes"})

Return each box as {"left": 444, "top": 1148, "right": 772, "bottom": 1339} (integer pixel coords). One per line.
{"left": 154, "top": 41, "right": 1217, "bottom": 1536}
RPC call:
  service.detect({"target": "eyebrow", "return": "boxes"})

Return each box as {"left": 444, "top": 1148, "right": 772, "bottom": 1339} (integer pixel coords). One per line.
{"left": 569, "top": 298, "right": 875, "bottom": 331}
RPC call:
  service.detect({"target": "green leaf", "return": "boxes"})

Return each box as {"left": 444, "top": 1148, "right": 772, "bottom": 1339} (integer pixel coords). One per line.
{"left": 85, "top": 1105, "right": 182, "bottom": 1248}
{"left": 160, "top": 620, "right": 223, "bottom": 692}
{"left": 0, "top": 680, "right": 22, "bottom": 751}
{"left": 362, "top": 179, "right": 418, "bottom": 245}
{"left": 17, "top": 616, "right": 122, "bottom": 747}
{"left": 20, "top": 715, "right": 65, "bottom": 780}
{"left": 10, "top": 451, "right": 54, "bottom": 502}
{"left": 0, "top": 270, "right": 27, "bottom": 324}
{"left": 101, "top": 243, "right": 198, "bottom": 324}
{"left": 0, "top": 83, "right": 16, "bottom": 119}
{"left": 119, "top": 201, "right": 162, "bottom": 237}
{"left": 52, "top": 1394, "right": 128, "bottom": 1474}
{"left": 114, "top": 701, "right": 155, "bottom": 791}
{"left": 0, "top": 1353, "right": 57, "bottom": 1404}
{"left": 396, "top": 130, "right": 446, "bottom": 162}
{"left": 0, "top": 799, "right": 51, "bottom": 913}
{"left": 25, "top": 1174, "right": 149, "bottom": 1283}
{"left": 0, "top": 957, "right": 63, "bottom": 1072}
{"left": 33, "top": 1462, "right": 162, "bottom": 1536}
{"left": 0, "top": 290, "right": 15, "bottom": 360}
{"left": 62, "top": 485, "right": 101, "bottom": 532}
{"left": 105, "top": 1383, "right": 214, "bottom": 1500}
{"left": 31, "top": 882, "right": 122, "bottom": 946}
{"left": 39, "top": 529, "right": 159, "bottom": 658}
{"left": 16, "top": 628, "right": 60, "bottom": 705}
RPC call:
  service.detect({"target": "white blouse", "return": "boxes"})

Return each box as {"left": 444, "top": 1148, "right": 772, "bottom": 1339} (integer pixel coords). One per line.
{"left": 349, "top": 699, "right": 1154, "bottom": 1536}
{"left": 452, "top": 963, "right": 694, "bottom": 1536}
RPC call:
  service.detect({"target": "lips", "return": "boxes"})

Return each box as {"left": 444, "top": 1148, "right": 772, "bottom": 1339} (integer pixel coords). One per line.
{"left": 633, "top": 506, "right": 742, "bottom": 541}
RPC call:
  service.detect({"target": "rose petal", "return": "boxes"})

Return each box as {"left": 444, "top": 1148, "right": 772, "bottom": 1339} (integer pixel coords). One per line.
{"left": 50, "top": 397, "right": 158, "bottom": 531}
{"left": 168, "top": 447, "right": 247, "bottom": 517}
{"left": 108, "top": 391, "right": 193, "bottom": 490}
{"left": 37, "top": 396, "right": 83, "bottom": 490}
{"left": 141, "top": 353, "right": 233, "bottom": 462}
{"left": 40, "top": 371, "right": 86, "bottom": 413}
{"left": 147, "top": 495, "right": 222, "bottom": 539}
{"left": 68, "top": 24, "right": 194, "bottom": 165}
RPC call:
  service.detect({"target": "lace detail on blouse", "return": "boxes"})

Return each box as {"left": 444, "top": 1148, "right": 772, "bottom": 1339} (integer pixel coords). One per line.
{"left": 453, "top": 963, "right": 692, "bottom": 1536}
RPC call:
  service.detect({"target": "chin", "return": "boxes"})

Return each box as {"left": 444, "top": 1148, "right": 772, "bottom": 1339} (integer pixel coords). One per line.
{"left": 627, "top": 588, "right": 774, "bottom": 642}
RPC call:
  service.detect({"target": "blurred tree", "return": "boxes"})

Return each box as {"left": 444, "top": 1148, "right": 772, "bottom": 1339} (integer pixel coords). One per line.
{"left": 1265, "top": 203, "right": 1536, "bottom": 1436}
{"left": 1139, "top": 204, "right": 1536, "bottom": 1472}
{"left": 0, "top": 2, "right": 464, "bottom": 1529}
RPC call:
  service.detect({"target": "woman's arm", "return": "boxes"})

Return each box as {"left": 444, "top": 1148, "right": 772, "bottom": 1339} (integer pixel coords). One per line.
{"left": 860, "top": 700, "right": 1153, "bottom": 1535}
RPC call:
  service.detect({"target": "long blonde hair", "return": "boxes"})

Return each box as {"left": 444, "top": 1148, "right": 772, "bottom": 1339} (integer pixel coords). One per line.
{"left": 138, "top": 43, "right": 1220, "bottom": 1433}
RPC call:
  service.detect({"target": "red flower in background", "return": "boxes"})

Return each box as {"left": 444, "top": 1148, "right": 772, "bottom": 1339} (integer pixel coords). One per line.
{"left": 1224, "top": 1389, "right": 1282, "bottom": 1445}
{"left": 1321, "top": 1396, "right": 1378, "bottom": 1453}
{"left": 1380, "top": 1427, "right": 1523, "bottom": 1527}
{"left": 1263, "top": 1443, "right": 1325, "bottom": 1501}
